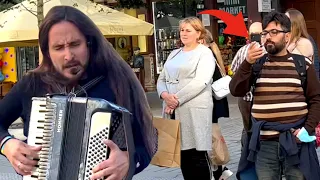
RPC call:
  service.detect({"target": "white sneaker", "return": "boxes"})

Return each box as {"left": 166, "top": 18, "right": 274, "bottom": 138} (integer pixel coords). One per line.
{"left": 219, "top": 168, "right": 233, "bottom": 180}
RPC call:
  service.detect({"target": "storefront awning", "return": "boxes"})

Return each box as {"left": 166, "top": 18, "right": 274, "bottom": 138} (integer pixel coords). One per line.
{"left": 0, "top": 0, "right": 154, "bottom": 47}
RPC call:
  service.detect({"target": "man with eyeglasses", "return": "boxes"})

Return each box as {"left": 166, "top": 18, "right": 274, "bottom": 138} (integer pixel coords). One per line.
{"left": 230, "top": 11, "right": 320, "bottom": 180}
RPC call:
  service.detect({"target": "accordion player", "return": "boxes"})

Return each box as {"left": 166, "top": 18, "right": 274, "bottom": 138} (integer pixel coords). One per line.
{"left": 22, "top": 94, "right": 136, "bottom": 180}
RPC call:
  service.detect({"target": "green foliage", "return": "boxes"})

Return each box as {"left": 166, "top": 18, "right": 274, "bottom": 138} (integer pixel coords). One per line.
{"left": 0, "top": 0, "right": 22, "bottom": 11}
{"left": 154, "top": 0, "right": 200, "bottom": 18}
{"left": 116, "top": 0, "right": 146, "bottom": 9}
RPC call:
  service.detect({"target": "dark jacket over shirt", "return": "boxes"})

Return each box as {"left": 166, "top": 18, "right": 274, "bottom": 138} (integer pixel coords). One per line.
{"left": 0, "top": 72, "right": 151, "bottom": 174}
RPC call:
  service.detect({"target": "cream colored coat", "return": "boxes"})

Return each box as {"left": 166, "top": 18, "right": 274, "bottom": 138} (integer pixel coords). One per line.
{"left": 156, "top": 44, "right": 216, "bottom": 151}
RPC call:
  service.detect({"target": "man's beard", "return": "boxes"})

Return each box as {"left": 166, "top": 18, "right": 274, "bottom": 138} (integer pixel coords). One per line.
{"left": 264, "top": 37, "right": 287, "bottom": 55}
{"left": 54, "top": 60, "right": 85, "bottom": 85}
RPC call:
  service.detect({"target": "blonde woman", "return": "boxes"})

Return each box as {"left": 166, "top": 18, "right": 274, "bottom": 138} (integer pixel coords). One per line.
{"left": 157, "top": 17, "right": 215, "bottom": 180}
{"left": 285, "top": 8, "right": 314, "bottom": 60}
{"left": 200, "top": 29, "right": 233, "bottom": 180}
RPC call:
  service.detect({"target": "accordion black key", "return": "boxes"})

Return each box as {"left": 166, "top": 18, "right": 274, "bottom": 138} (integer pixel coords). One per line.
{"left": 23, "top": 95, "right": 135, "bottom": 180}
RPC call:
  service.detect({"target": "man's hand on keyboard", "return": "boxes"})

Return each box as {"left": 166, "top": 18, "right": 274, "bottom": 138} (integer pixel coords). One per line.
{"left": 90, "top": 139, "right": 129, "bottom": 180}
{"left": 3, "top": 139, "right": 41, "bottom": 175}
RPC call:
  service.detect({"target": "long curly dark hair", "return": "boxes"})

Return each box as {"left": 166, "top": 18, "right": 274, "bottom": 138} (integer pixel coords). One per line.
{"left": 32, "top": 5, "right": 157, "bottom": 157}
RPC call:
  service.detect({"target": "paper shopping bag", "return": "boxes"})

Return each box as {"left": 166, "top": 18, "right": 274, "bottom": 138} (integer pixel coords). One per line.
{"left": 151, "top": 117, "right": 181, "bottom": 167}
{"left": 208, "top": 123, "right": 230, "bottom": 165}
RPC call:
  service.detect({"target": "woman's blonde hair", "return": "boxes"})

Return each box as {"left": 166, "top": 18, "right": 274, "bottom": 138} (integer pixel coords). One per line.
{"left": 179, "top": 17, "right": 207, "bottom": 40}
{"left": 202, "top": 29, "right": 226, "bottom": 75}
{"left": 286, "top": 8, "right": 310, "bottom": 43}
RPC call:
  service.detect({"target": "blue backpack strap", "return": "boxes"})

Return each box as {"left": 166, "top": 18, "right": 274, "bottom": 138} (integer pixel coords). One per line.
{"left": 291, "top": 54, "right": 307, "bottom": 91}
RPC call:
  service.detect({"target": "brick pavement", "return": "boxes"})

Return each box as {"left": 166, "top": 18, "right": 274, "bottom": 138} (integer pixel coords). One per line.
{"left": 0, "top": 94, "right": 319, "bottom": 180}
{"left": 133, "top": 100, "right": 243, "bottom": 180}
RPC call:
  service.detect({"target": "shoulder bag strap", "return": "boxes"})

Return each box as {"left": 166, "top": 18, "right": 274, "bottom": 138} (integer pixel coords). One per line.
{"left": 74, "top": 76, "right": 105, "bottom": 96}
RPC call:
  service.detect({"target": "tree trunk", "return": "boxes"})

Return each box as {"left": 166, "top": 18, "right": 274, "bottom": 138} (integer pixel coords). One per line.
{"left": 37, "top": 0, "right": 44, "bottom": 27}
{"left": 37, "top": 0, "right": 44, "bottom": 64}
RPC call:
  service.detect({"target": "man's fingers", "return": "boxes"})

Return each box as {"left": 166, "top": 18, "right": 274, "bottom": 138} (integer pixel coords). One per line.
{"left": 248, "top": 42, "right": 258, "bottom": 49}
{"left": 17, "top": 154, "right": 38, "bottom": 167}
{"left": 15, "top": 167, "right": 30, "bottom": 176}
{"left": 251, "top": 53, "right": 265, "bottom": 60}
{"left": 105, "top": 174, "right": 118, "bottom": 180}
{"left": 91, "top": 167, "right": 113, "bottom": 180}
{"left": 293, "top": 129, "right": 300, "bottom": 136}
{"left": 103, "top": 140, "right": 119, "bottom": 152}
{"left": 29, "top": 145, "right": 42, "bottom": 151}
{"left": 249, "top": 50, "right": 264, "bottom": 59}
{"left": 248, "top": 48, "right": 264, "bottom": 56}
{"left": 92, "top": 160, "right": 111, "bottom": 173}
{"left": 22, "top": 148, "right": 40, "bottom": 159}
{"left": 16, "top": 162, "right": 34, "bottom": 172}
{"left": 14, "top": 160, "right": 31, "bottom": 176}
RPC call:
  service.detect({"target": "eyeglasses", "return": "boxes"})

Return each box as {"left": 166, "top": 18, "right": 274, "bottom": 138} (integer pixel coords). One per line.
{"left": 261, "top": 29, "right": 288, "bottom": 37}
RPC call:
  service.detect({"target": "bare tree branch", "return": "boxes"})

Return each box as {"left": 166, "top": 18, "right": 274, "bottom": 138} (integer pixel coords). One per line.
{"left": 20, "top": 2, "right": 37, "bottom": 16}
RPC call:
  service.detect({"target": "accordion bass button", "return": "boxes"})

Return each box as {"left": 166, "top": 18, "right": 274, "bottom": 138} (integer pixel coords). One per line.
{"left": 39, "top": 154, "right": 49, "bottom": 159}
{"left": 41, "top": 144, "right": 50, "bottom": 148}
{"left": 41, "top": 147, "right": 50, "bottom": 152}
{"left": 38, "top": 169, "right": 47, "bottom": 174}
{"left": 39, "top": 159, "right": 49, "bottom": 163}
{"left": 42, "top": 137, "right": 51, "bottom": 141}
{"left": 38, "top": 175, "right": 47, "bottom": 180}
{"left": 44, "top": 126, "right": 53, "bottom": 130}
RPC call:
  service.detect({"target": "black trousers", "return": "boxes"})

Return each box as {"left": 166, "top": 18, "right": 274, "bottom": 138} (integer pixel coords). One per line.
{"left": 180, "top": 149, "right": 212, "bottom": 180}
{"left": 171, "top": 113, "right": 212, "bottom": 180}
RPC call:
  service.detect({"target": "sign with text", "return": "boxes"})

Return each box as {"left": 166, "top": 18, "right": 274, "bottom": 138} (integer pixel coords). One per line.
{"left": 217, "top": 0, "right": 247, "bottom": 17}
{"left": 258, "top": 0, "right": 271, "bottom": 12}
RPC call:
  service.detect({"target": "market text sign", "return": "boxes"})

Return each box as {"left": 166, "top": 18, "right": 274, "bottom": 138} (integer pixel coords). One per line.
{"left": 217, "top": 0, "right": 247, "bottom": 17}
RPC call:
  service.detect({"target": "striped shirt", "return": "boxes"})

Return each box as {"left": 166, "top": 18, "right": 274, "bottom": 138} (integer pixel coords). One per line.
{"left": 230, "top": 52, "right": 320, "bottom": 134}
{"left": 231, "top": 44, "right": 250, "bottom": 73}
{"left": 251, "top": 54, "right": 312, "bottom": 123}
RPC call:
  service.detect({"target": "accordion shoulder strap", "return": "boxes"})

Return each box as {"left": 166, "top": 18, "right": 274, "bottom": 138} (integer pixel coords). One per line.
{"left": 74, "top": 76, "right": 105, "bottom": 96}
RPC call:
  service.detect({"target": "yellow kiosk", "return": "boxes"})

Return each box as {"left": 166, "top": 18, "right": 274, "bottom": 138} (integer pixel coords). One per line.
{"left": 0, "top": 47, "right": 17, "bottom": 98}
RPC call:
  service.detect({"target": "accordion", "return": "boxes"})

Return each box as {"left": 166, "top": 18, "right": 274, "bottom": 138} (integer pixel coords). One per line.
{"left": 23, "top": 95, "right": 136, "bottom": 180}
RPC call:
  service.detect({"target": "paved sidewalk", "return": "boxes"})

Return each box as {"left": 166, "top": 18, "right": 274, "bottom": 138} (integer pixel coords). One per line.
{"left": 133, "top": 100, "right": 243, "bottom": 180}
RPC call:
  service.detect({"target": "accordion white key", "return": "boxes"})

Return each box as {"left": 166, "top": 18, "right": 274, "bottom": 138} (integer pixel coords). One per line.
{"left": 23, "top": 95, "right": 136, "bottom": 180}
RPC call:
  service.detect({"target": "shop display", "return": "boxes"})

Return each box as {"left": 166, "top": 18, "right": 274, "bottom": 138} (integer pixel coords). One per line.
{"left": 16, "top": 46, "right": 39, "bottom": 81}
{"left": 155, "top": 28, "right": 180, "bottom": 72}
{"left": 152, "top": 1, "right": 186, "bottom": 74}
{"left": 218, "top": 21, "right": 247, "bottom": 70}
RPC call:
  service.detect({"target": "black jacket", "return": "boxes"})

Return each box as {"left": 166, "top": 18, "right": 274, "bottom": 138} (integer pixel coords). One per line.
{"left": 0, "top": 72, "right": 150, "bottom": 174}
{"left": 211, "top": 51, "right": 229, "bottom": 123}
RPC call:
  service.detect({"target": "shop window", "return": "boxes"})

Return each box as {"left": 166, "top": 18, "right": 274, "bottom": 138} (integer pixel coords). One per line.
{"left": 16, "top": 46, "right": 39, "bottom": 81}
{"left": 152, "top": 0, "right": 198, "bottom": 74}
